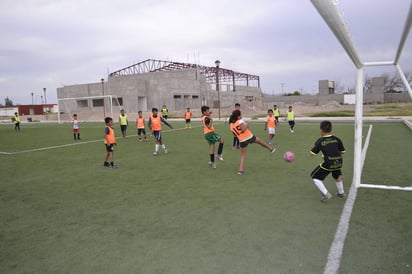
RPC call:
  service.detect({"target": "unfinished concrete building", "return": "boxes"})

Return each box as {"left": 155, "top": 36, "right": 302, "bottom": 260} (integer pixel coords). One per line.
{"left": 57, "top": 59, "right": 262, "bottom": 120}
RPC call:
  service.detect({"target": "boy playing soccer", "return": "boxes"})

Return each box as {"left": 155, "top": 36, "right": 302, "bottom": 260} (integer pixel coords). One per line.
{"left": 104, "top": 117, "right": 117, "bottom": 168}
{"left": 201, "top": 105, "right": 224, "bottom": 169}
{"left": 72, "top": 114, "right": 80, "bottom": 140}
{"left": 136, "top": 111, "right": 148, "bottom": 142}
{"left": 230, "top": 110, "right": 276, "bottom": 175}
{"left": 184, "top": 107, "right": 192, "bottom": 129}
{"left": 119, "top": 109, "right": 128, "bottom": 138}
{"left": 273, "top": 104, "right": 280, "bottom": 124}
{"left": 148, "top": 107, "right": 173, "bottom": 156}
{"left": 264, "top": 109, "right": 277, "bottom": 145}
{"left": 14, "top": 112, "right": 21, "bottom": 132}
{"left": 287, "top": 105, "right": 295, "bottom": 133}
{"left": 310, "top": 120, "right": 346, "bottom": 202}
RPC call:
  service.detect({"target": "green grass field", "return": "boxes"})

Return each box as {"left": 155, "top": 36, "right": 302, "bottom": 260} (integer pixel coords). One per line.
{"left": 1, "top": 120, "right": 411, "bottom": 273}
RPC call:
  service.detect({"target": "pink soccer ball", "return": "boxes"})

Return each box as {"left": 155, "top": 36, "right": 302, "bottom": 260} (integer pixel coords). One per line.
{"left": 283, "top": 151, "right": 295, "bottom": 163}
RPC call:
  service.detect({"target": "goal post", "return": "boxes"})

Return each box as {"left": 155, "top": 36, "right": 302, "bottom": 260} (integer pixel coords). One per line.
{"left": 57, "top": 95, "right": 122, "bottom": 123}
{"left": 311, "top": 0, "right": 412, "bottom": 191}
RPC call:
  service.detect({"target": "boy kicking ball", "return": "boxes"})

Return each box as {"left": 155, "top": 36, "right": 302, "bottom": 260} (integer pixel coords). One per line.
{"left": 310, "top": 120, "right": 346, "bottom": 202}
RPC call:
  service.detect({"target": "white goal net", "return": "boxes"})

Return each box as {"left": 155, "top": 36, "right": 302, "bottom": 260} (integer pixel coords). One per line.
{"left": 312, "top": 0, "right": 412, "bottom": 192}
{"left": 57, "top": 95, "right": 123, "bottom": 123}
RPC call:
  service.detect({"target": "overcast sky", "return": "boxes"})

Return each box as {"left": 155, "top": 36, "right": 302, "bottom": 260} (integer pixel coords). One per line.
{"left": 1, "top": 0, "right": 411, "bottom": 105}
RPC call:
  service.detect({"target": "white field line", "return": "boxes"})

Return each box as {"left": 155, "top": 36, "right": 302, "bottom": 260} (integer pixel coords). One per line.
{"left": 0, "top": 125, "right": 202, "bottom": 155}
{"left": 323, "top": 124, "right": 373, "bottom": 274}
{"left": 326, "top": 120, "right": 412, "bottom": 272}
{"left": 359, "top": 184, "right": 412, "bottom": 191}
{"left": 1, "top": 139, "right": 103, "bottom": 155}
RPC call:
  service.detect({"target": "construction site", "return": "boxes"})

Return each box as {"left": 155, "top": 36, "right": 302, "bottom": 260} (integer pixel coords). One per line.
{"left": 56, "top": 59, "right": 262, "bottom": 121}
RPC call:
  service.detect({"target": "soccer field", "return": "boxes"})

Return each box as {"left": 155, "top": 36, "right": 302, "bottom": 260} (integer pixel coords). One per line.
{"left": 0, "top": 120, "right": 411, "bottom": 273}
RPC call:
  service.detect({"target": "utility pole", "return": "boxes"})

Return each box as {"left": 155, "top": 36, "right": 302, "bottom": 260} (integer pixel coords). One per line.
{"left": 101, "top": 78, "right": 106, "bottom": 118}
{"left": 43, "top": 88, "right": 47, "bottom": 104}
{"left": 215, "top": 60, "right": 221, "bottom": 120}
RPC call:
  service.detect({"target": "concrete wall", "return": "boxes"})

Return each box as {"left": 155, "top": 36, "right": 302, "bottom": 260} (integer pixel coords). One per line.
{"left": 57, "top": 68, "right": 262, "bottom": 115}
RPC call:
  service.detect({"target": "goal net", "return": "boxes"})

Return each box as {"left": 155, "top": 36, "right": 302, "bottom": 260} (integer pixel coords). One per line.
{"left": 312, "top": 0, "right": 412, "bottom": 192}
{"left": 57, "top": 95, "right": 123, "bottom": 123}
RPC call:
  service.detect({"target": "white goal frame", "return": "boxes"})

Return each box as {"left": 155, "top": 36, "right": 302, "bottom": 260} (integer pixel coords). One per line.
{"left": 57, "top": 95, "right": 122, "bottom": 123}
{"left": 311, "top": 0, "right": 412, "bottom": 192}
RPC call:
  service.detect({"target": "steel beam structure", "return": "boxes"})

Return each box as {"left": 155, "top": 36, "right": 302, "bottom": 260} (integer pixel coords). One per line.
{"left": 109, "top": 59, "right": 260, "bottom": 88}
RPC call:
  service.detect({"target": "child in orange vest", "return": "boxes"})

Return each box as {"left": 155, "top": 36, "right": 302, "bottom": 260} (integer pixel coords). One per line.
{"left": 136, "top": 111, "right": 148, "bottom": 142}
{"left": 184, "top": 107, "right": 192, "bottom": 129}
{"left": 229, "top": 109, "right": 276, "bottom": 175}
{"left": 104, "top": 117, "right": 117, "bottom": 168}
{"left": 148, "top": 107, "right": 173, "bottom": 156}
{"left": 264, "top": 109, "right": 277, "bottom": 145}
{"left": 201, "top": 105, "right": 224, "bottom": 169}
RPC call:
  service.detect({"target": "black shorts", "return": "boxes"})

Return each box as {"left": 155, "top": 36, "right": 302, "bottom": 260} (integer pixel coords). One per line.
{"left": 185, "top": 119, "right": 191, "bottom": 123}
{"left": 239, "top": 135, "right": 256, "bottom": 148}
{"left": 137, "top": 128, "right": 146, "bottom": 135}
{"left": 120, "top": 125, "right": 127, "bottom": 132}
{"left": 105, "top": 144, "right": 114, "bottom": 152}
{"left": 311, "top": 165, "right": 342, "bottom": 180}
{"left": 153, "top": 131, "right": 162, "bottom": 142}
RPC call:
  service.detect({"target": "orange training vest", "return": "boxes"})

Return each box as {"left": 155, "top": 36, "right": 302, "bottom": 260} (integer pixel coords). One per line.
{"left": 185, "top": 111, "right": 192, "bottom": 119}
{"left": 202, "top": 115, "right": 214, "bottom": 134}
{"left": 230, "top": 119, "right": 253, "bottom": 142}
{"left": 266, "top": 116, "right": 276, "bottom": 128}
{"left": 105, "top": 126, "right": 116, "bottom": 144}
{"left": 137, "top": 117, "right": 145, "bottom": 128}
{"left": 150, "top": 115, "right": 162, "bottom": 131}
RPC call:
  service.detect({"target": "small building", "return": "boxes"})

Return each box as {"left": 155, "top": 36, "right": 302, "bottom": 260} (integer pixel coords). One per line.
{"left": 0, "top": 104, "right": 56, "bottom": 116}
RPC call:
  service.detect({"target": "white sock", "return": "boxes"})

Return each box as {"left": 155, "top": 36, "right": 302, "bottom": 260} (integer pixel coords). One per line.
{"left": 313, "top": 179, "right": 328, "bottom": 195}
{"left": 162, "top": 144, "right": 166, "bottom": 150}
{"left": 336, "top": 180, "right": 344, "bottom": 194}
{"left": 155, "top": 144, "right": 159, "bottom": 152}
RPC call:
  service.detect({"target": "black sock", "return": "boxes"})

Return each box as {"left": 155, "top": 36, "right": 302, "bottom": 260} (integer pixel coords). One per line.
{"left": 210, "top": 154, "right": 214, "bottom": 163}
{"left": 73, "top": 133, "right": 76, "bottom": 140}
{"left": 110, "top": 162, "right": 114, "bottom": 166}
{"left": 217, "top": 143, "right": 224, "bottom": 155}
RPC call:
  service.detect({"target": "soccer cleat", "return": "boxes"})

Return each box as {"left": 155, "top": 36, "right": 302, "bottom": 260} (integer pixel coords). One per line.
{"left": 237, "top": 169, "right": 244, "bottom": 175}
{"left": 270, "top": 147, "right": 276, "bottom": 153}
{"left": 153, "top": 151, "right": 158, "bottom": 156}
{"left": 216, "top": 154, "right": 224, "bottom": 161}
{"left": 208, "top": 161, "right": 216, "bottom": 169}
{"left": 104, "top": 162, "right": 110, "bottom": 167}
{"left": 321, "top": 192, "right": 332, "bottom": 202}
{"left": 111, "top": 164, "right": 118, "bottom": 169}
{"left": 336, "top": 192, "right": 346, "bottom": 198}
{"left": 164, "top": 148, "right": 168, "bottom": 154}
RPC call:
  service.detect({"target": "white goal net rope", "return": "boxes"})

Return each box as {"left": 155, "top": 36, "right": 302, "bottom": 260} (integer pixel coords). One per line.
{"left": 57, "top": 95, "right": 122, "bottom": 123}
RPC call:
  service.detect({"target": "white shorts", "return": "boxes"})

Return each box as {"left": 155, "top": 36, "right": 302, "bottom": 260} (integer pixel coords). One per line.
{"left": 268, "top": 127, "right": 275, "bottom": 135}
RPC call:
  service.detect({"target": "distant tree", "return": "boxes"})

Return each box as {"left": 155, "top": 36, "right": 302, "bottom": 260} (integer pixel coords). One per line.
{"left": 356, "top": 72, "right": 411, "bottom": 94}
{"left": 283, "top": 91, "right": 301, "bottom": 96}
{"left": 363, "top": 74, "right": 372, "bottom": 93}
{"left": 4, "top": 97, "right": 13, "bottom": 106}
{"left": 382, "top": 73, "right": 403, "bottom": 92}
